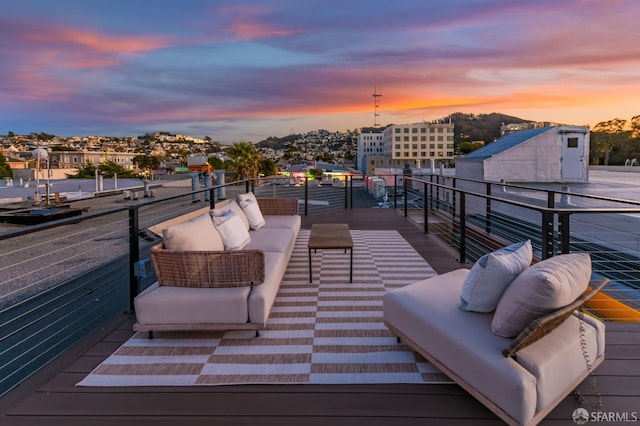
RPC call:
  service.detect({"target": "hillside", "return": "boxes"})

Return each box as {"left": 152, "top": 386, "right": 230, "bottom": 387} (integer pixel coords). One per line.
{"left": 256, "top": 112, "right": 530, "bottom": 148}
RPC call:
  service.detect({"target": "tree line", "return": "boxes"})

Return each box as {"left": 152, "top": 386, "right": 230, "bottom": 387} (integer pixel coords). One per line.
{"left": 590, "top": 116, "right": 640, "bottom": 165}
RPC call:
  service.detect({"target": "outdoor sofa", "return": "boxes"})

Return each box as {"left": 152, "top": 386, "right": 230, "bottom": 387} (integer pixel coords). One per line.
{"left": 383, "top": 241, "right": 607, "bottom": 426}
{"left": 133, "top": 195, "right": 300, "bottom": 338}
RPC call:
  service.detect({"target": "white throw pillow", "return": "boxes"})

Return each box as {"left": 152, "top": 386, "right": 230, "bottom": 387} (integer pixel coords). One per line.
{"left": 211, "top": 209, "right": 251, "bottom": 250}
{"left": 238, "top": 198, "right": 265, "bottom": 230}
{"left": 237, "top": 192, "right": 258, "bottom": 205}
{"left": 162, "top": 213, "right": 224, "bottom": 251}
{"left": 491, "top": 253, "right": 592, "bottom": 338}
{"left": 212, "top": 200, "right": 250, "bottom": 230}
{"left": 459, "top": 240, "right": 532, "bottom": 313}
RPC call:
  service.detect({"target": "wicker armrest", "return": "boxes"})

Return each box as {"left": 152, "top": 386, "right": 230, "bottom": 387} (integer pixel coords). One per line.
{"left": 257, "top": 198, "right": 299, "bottom": 215}
{"left": 150, "top": 244, "right": 265, "bottom": 288}
{"left": 502, "top": 277, "right": 609, "bottom": 357}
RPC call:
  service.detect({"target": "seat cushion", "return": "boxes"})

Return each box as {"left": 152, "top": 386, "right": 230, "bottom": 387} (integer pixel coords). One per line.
{"left": 262, "top": 214, "right": 302, "bottom": 232}
{"left": 383, "top": 269, "right": 537, "bottom": 426}
{"left": 515, "top": 314, "right": 603, "bottom": 412}
{"left": 134, "top": 282, "right": 251, "bottom": 325}
{"left": 492, "top": 253, "right": 592, "bottom": 337}
{"left": 246, "top": 228, "right": 296, "bottom": 254}
{"left": 247, "top": 251, "right": 288, "bottom": 325}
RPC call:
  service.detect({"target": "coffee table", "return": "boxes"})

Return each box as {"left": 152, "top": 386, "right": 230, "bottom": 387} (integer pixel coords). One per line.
{"left": 308, "top": 223, "right": 353, "bottom": 283}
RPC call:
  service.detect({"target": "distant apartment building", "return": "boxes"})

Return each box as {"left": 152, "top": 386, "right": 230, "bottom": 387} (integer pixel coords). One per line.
{"left": 356, "top": 132, "right": 384, "bottom": 172}
{"left": 357, "top": 122, "right": 455, "bottom": 174}
{"left": 49, "top": 151, "right": 137, "bottom": 170}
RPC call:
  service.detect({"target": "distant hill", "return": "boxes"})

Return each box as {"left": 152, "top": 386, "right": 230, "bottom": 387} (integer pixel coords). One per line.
{"left": 256, "top": 112, "right": 531, "bottom": 149}
{"left": 445, "top": 112, "right": 530, "bottom": 143}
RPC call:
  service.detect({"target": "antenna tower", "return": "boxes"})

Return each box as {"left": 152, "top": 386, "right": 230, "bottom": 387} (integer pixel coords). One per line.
{"left": 373, "top": 86, "right": 382, "bottom": 127}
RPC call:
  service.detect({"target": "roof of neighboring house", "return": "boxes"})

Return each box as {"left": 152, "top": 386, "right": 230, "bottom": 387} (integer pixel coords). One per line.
{"left": 286, "top": 161, "right": 359, "bottom": 173}
{"left": 457, "top": 126, "right": 552, "bottom": 161}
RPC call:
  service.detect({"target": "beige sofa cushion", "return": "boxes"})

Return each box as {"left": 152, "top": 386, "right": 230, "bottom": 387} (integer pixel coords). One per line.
{"left": 515, "top": 314, "right": 602, "bottom": 412}
{"left": 263, "top": 214, "right": 301, "bottom": 232}
{"left": 246, "top": 228, "right": 297, "bottom": 254}
{"left": 492, "top": 253, "right": 592, "bottom": 337}
{"left": 247, "top": 251, "right": 289, "bottom": 325}
{"left": 162, "top": 213, "right": 224, "bottom": 251}
{"left": 134, "top": 282, "right": 251, "bottom": 325}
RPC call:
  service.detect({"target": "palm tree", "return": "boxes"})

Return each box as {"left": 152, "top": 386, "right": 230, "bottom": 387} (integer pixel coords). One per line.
{"left": 226, "top": 142, "right": 262, "bottom": 180}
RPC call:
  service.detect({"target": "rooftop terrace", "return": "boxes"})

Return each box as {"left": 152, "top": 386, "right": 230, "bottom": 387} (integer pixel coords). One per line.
{"left": 0, "top": 174, "right": 638, "bottom": 425}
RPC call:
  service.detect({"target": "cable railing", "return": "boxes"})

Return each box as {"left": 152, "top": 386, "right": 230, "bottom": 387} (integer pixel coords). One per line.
{"left": 403, "top": 175, "right": 640, "bottom": 321}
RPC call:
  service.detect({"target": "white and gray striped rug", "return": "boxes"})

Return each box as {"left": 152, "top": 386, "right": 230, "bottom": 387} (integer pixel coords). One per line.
{"left": 78, "top": 229, "right": 450, "bottom": 386}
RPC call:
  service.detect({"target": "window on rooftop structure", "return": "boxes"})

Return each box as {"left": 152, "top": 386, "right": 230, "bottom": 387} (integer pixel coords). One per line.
{"left": 567, "top": 137, "right": 579, "bottom": 148}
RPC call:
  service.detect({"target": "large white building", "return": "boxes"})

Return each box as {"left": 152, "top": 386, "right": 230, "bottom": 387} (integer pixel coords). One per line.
{"left": 357, "top": 122, "right": 455, "bottom": 174}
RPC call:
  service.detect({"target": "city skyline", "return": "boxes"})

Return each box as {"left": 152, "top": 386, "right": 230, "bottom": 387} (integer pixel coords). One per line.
{"left": 2, "top": 0, "right": 639, "bottom": 144}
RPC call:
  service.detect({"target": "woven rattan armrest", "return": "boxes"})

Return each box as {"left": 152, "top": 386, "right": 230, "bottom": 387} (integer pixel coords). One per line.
{"left": 257, "top": 198, "right": 299, "bottom": 215}
{"left": 150, "top": 243, "right": 265, "bottom": 288}
{"left": 502, "top": 277, "right": 609, "bottom": 357}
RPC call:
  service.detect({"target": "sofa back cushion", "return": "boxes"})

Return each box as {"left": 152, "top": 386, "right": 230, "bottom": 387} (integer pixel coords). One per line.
{"left": 491, "top": 253, "right": 592, "bottom": 338}
{"left": 459, "top": 240, "right": 532, "bottom": 313}
{"left": 162, "top": 213, "right": 224, "bottom": 251}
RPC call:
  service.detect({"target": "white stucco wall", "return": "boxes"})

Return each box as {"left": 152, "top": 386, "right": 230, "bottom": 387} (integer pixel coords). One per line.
{"left": 483, "top": 130, "right": 562, "bottom": 182}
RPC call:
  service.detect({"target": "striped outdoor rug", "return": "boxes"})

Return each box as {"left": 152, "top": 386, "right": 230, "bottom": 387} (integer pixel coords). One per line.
{"left": 78, "top": 229, "right": 451, "bottom": 386}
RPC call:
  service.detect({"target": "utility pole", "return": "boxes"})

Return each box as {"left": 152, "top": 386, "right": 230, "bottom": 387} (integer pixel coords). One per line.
{"left": 373, "top": 86, "right": 382, "bottom": 127}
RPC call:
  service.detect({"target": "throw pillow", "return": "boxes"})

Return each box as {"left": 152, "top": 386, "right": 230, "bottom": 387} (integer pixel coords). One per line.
{"left": 162, "top": 213, "right": 224, "bottom": 251}
{"left": 212, "top": 200, "right": 250, "bottom": 230}
{"left": 238, "top": 198, "right": 265, "bottom": 230}
{"left": 491, "top": 252, "right": 592, "bottom": 338}
{"left": 211, "top": 209, "right": 251, "bottom": 250}
{"left": 237, "top": 191, "right": 258, "bottom": 204}
{"left": 459, "top": 240, "right": 532, "bottom": 313}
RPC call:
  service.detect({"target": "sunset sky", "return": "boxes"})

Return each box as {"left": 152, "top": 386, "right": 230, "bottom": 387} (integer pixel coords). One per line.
{"left": 1, "top": 0, "right": 639, "bottom": 143}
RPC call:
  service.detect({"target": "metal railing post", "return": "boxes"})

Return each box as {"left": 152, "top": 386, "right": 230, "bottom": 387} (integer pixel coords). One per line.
{"left": 547, "top": 191, "right": 555, "bottom": 209}
{"left": 403, "top": 178, "right": 408, "bottom": 217}
{"left": 304, "top": 176, "right": 308, "bottom": 216}
{"left": 209, "top": 186, "right": 217, "bottom": 209}
{"left": 458, "top": 192, "right": 466, "bottom": 263}
{"left": 541, "top": 211, "right": 555, "bottom": 259}
{"left": 558, "top": 213, "right": 571, "bottom": 254}
{"left": 128, "top": 206, "right": 139, "bottom": 313}
{"left": 350, "top": 175, "right": 353, "bottom": 209}
{"left": 485, "top": 183, "right": 492, "bottom": 234}
{"left": 451, "top": 177, "right": 457, "bottom": 218}
{"left": 394, "top": 174, "right": 398, "bottom": 209}
{"left": 429, "top": 175, "right": 433, "bottom": 210}
{"left": 245, "top": 180, "right": 250, "bottom": 194}
{"left": 344, "top": 176, "right": 348, "bottom": 210}
{"left": 423, "top": 181, "right": 428, "bottom": 234}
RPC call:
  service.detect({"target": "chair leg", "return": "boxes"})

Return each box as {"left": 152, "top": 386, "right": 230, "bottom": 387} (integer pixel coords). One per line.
{"left": 255, "top": 329, "right": 260, "bottom": 338}
{"left": 397, "top": 336, "right": 401, "bottom": 344}
{"left": 149, "top": 330, "right": 154, "bottom": 339}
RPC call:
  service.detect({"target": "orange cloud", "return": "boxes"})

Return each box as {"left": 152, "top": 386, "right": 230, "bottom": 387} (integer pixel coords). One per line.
{"left": 230, "top": 22, "right": 299, "bottom": 40}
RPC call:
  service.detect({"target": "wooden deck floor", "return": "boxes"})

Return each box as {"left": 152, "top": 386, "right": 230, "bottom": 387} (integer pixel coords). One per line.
{"left": 0, "top": 209, "right": 638, "bottom": 425}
